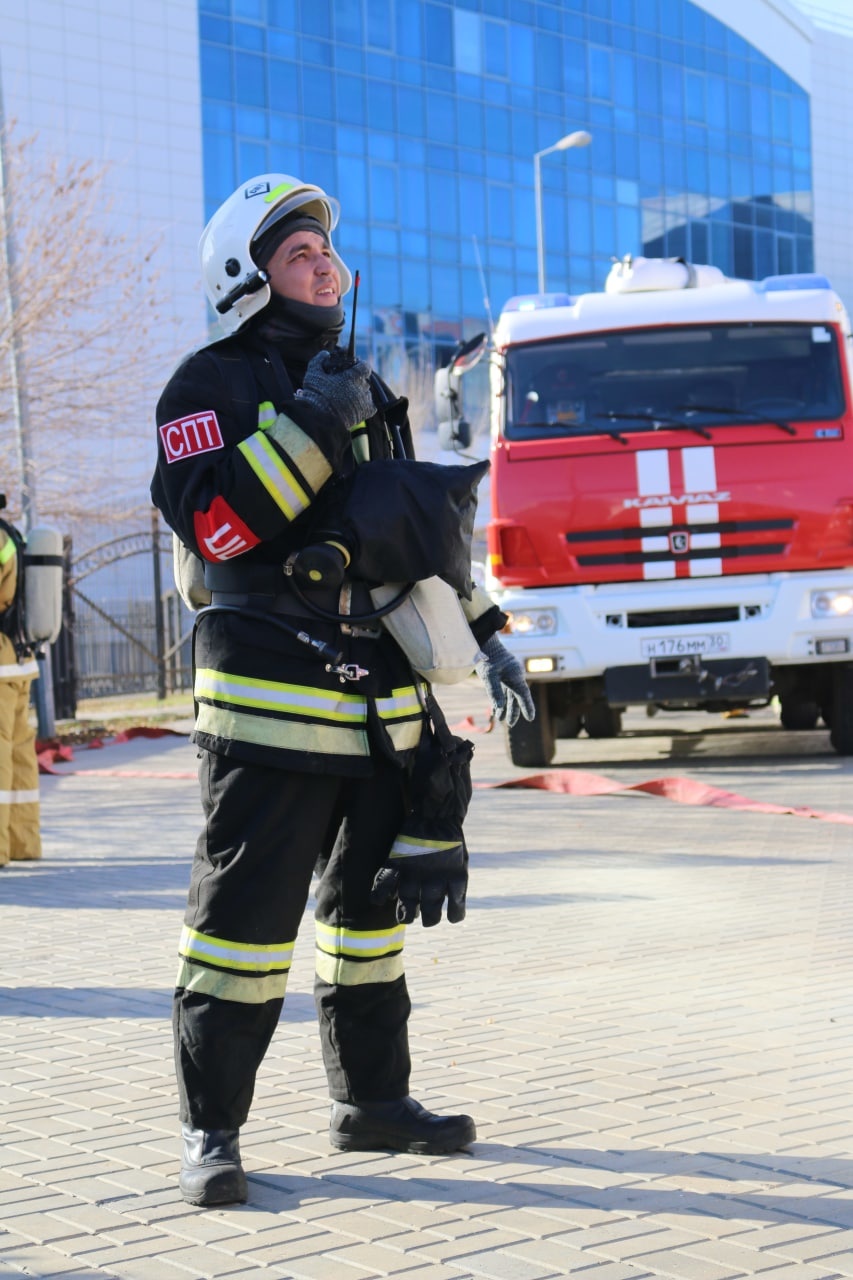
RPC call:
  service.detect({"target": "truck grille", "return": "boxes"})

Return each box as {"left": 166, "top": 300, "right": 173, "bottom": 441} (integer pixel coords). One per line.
{"left": 625, "top": 607, "right": 741, "bottom": 628}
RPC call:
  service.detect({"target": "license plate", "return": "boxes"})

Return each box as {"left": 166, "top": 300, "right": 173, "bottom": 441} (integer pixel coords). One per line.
{"left": 641, "top": 632, "right": 731, "bottom": 658}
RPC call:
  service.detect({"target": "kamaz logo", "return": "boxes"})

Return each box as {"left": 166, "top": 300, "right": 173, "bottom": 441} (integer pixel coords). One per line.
{"left": 623, "top": 491, "right": 730, "bottom": 509}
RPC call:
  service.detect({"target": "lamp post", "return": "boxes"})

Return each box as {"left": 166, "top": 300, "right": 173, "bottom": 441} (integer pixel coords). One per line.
{"left": 534, "top": 129, "right": 592, "bottom": 294}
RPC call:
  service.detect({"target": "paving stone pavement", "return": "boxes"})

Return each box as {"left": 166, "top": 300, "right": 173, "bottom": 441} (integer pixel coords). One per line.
{"left": 2, "top": 680, "right": 853, "bottom": 1279}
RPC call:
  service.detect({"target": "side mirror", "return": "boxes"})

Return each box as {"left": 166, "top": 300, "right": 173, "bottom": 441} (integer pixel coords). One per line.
{"left": 437, "top": 417, "right": 472, "bottom": 451}
{"left": 449, "top": 331, "right": 488, "bottom": 375}
{"left": 434, "top": 332, "right": 488, "bottom": 453}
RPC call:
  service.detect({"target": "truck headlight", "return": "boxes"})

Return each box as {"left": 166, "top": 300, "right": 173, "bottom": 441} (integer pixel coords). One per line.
{"left": 811, "top": 589, "right": 853, "bottom": 619}
{"left": 505, "top": 608, "right": 558, "bottom": 636}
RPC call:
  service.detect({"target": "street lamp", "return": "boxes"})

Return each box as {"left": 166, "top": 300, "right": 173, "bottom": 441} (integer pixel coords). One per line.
{"left": 534, "top": 129, "right": 592, "bottom": 294}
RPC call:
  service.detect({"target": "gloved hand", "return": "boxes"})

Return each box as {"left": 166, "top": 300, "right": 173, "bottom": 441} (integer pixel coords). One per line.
{"left": 296, "top": 350, "right": 375, "bottom": 430}
{"left": 371, "top": 841, "right": 468, "bottom": 927}
{"left": 475, "top": 633, "right": 535, "bottom": 727}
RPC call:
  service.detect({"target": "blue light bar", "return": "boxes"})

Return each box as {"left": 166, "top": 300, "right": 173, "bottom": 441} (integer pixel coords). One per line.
{"left": 757, "top": 273, "right": 833, "bottom": 293}
{"left": 502, "top": 292, "right": 574, "bottom": 312}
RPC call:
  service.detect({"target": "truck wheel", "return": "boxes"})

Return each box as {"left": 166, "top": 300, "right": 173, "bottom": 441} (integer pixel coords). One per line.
{"left": 830, "top": 665, "right": 853, "bottom": 755}
{"left": 506, "top": 684, "right": 555, "bottom": 768}
{"left": 779, "top": 698, "right": 820, "bottom": 731}
{"left": 584, "top": 702, "right": 623, "bottom": 739}
{"left": 553, "top": 712, "right": 582, "bottom": 739}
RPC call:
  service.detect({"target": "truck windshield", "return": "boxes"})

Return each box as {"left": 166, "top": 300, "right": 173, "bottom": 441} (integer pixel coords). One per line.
{"left": 504, "top": 322, "right": 846, "bottom": 440}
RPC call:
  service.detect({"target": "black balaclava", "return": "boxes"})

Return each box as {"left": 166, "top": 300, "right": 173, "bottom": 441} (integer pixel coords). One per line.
{"left": 250, "top": 213, "right": 345, "bottom": 362}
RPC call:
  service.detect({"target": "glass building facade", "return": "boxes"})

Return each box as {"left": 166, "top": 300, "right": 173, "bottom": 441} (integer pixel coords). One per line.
{"left": 198, "top": 0, "right": 813, "bottom": 362}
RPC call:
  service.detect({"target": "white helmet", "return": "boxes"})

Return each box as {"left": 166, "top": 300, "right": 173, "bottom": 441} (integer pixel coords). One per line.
{"left": 199, "top": 173, "right": 353, "bottom": 335}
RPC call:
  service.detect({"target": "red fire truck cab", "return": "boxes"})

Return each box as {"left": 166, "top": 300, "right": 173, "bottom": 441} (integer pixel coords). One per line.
{"left": 479, "top": 257, "right": 853, "bottom": 766}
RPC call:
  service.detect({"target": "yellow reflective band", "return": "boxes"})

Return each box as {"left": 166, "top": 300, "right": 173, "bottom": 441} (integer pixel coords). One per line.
{"left": 265, "top": 181, "right": 296, "bottom": 203}
{"left": 386, "top": 719, "right": 425, "bottom": 752}
{"left": 0, "top": 537, "right": 16, "bottom": 567}
{"left": 195, "top": 668, "right": 367, "bottom": 722}
{"left": 315, "top": 950, "right": 405, "bottom": 987}
{"left": 268, "top": 412, "right": 333, "bottom": 493}
{"left": 376, "top": 685, "right": 425, "bottom": 720}
{"left": 258, "top": 399, "right": 276, "bottom": 431}
{"left": 390, "top": 835, "right": 461, "bottom": 858}
{"left": 238, "top": 432, "right": 308, "bottom": 520}
{"left": 180, "top": 924, "right": 294, "bottom": 973}
{"left": 315, "top": 921, "right": 406, "bottom": 958}
{"left": 195, "top": 701, "right": 369, "bottom": 756}
{"left": 177, "top": 959, "right": 289, "bottom": 1004}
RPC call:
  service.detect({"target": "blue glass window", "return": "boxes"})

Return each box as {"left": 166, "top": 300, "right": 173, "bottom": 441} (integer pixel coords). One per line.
{"left": 484, "top": 20, "right": 508, "bottom": 77}
{"left": 201, "top": 44, "right": 232, "bottom": 99}
{"left": 425, "top": 4, "right": 453, "bottom": 66}
{"left": 396, "top": 0, "right": 423, "bottom": 58}
{"left": 428, "top": 172, "right": 459, "bottom": 235}
{"left": 488, "top": 184, "right": 513, "bottom": 239}
{"left": 268, "top": 0, "right": 295, "bottom": 27}
{"left": 454, "top": 9, "right": 482, "bottom": 74}
{"left": 337, "top": 155, "right": 368, "bottom": 218}
{"left": 366, "top": 0, "right": 392, "bottom": 49}
{"left": 335, "top": 0, "right": 362, "bottom": 44}
{"left": 510, "top": 23, "right": 534, "bottom": 85}
{"left": 400, "top": 167, "right": 428, "bottom": 230}
{"left": 589, "top": 47, "right": 612, "bottom": 100}
{"left": 426, "top": 92, "right": 456, "bottom": 144}
{"left": 337, "top": 75, "right": 365, "bottom": 125}
{"left": 299, "top": 0, "right": 330, "bottom": 37}
{"left": 370, "top": 163, "right": 398, "bottom": 221}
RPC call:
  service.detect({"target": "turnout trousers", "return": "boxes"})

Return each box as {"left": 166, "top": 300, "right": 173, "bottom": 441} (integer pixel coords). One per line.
{"left": 0, "top": 675, "right": 40, "bottom": 866}
{"left": 174, "top": 748, "right": 412, "bottom": 1131}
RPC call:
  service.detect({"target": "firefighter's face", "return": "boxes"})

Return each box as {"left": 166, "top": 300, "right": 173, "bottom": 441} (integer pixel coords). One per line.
{"left": 266, "top": 230, "right": 341, "bottom": 306}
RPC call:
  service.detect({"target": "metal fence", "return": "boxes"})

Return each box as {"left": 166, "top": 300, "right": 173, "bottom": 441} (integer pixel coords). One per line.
{"left": 52, "top": 514, "right": 195, "bottom": 716}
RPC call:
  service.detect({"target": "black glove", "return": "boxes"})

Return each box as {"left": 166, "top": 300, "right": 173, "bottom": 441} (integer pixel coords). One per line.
{"left": 371, "top": 840, "right": 468, "bottom": 927}
{"left": 296, "top": 351, "right": 375, "bottom": 430}
{"left": 476, "top": 634, "right": 535, "bottom": 727}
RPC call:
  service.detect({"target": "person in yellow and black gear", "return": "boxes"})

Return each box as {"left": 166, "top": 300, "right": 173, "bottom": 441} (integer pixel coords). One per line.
{"left": 151, "top": 172, "right": 534, "bottom": 1208}
{"left": 0, "top": 520, "right": 41, "bottom": 867}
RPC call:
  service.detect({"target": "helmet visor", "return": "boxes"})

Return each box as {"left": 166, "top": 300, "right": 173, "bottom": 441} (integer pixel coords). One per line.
{"left": 252, "top": 189, "right": 341, "bottom": 247}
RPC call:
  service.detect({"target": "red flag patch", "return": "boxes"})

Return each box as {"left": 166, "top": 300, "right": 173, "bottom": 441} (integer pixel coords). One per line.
{"left": 160, "top": 411, "right": 224, "bottom": 463}
{"left": 194, "top": 497, "right": 260, "bottom": 562}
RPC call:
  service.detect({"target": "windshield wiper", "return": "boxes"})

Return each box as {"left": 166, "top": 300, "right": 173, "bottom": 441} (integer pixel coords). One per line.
{"left": 516, "top": 418, "right": 631, "bottom": 444}
{"left": 595, "top": 410, "right": 712, "bottom": 440}
{"left": 675, "top": 403, "right": 797, "bottom": 436}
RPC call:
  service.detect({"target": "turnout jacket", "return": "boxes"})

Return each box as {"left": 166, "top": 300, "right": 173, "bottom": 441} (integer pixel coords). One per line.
{"left": 151, "top": 330, "right": 503, "bottom": 776}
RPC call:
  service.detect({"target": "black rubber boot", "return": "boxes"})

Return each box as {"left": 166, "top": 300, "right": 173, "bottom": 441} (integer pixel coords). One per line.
{"left": 179, "top": 1125, "right": 247, "bottom": 1206}
{"left": 329, "top": 1096, "right": 476, "bottom": 1154}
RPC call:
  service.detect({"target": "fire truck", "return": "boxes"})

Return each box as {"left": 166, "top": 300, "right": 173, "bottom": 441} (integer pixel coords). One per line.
{"left": 447, "top": 257, "right": 853, "bottom": 767}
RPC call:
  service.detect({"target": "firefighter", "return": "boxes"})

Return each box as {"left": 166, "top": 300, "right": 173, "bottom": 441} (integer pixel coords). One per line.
{"left": 151, "top": 172, "right": 533, "bottom": 1207}
{"left": 0, "top": 523, "right": 41, "bottom": 866}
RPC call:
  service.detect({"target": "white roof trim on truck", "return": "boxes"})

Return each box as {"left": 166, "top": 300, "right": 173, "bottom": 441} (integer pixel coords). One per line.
{"left": 495, "top": 263, "right": 850, "bottom": 349}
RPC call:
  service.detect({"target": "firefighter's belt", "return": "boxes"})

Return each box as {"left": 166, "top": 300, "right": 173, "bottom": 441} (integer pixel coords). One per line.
{"left": 205, "top": 564, "right": 381, "bottom": 636}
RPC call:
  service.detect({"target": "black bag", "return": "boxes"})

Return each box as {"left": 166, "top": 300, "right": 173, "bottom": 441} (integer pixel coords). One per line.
{"left": 371, "top": 691, "right": 474, "bottom": 927}
{"left": 338, "top": 458, "right": 489, "bottom": 599}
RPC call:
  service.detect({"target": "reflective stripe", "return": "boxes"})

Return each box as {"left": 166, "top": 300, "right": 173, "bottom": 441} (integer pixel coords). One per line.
{"left": 195, "top": 668, "right": 367, "bottom": 722}
{"left": 177, "top": 958, "right": 288, "bottom": 1004}
{"left": 180, "top": 924, "right": 294, "bottom": 972}
{"left": 316, "top": 921, "right": 406, "bottom": 958}
{"left": 0, "top": 538, "right": 15, "bottom": 566}
{"left": 267, "top": 412, "right": 333, "bottom": 493}
{"left": 315, "top": 921, "right": 406, "bottom": 987}
{"left": 315, "top": 950, "right": 405, "bottom": 987}
{"left": 386, "top": 718, "right": 425, "bottom": 752}
{"left": 376, "top": 685, "right": 425, "bottom": 720}
{"left": 238, "top": 431, "right": 309, "bottom": 520}
{"left": 349, "top": 421, "right": 370, "bottom": 464}
{"left": 0, "top": 660, "right": 38, "bottom": 678}
{"left": 0, "top": 789, "right": 39, "bottom": 805}
{"left": 257, "top": 400, "right": 277, "bottom": 431}
{"left": 195, "top": 701, "right": 369, "bottom": 755}
{"left": 390, "top": 835, "right": 460, "bottom": 858}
